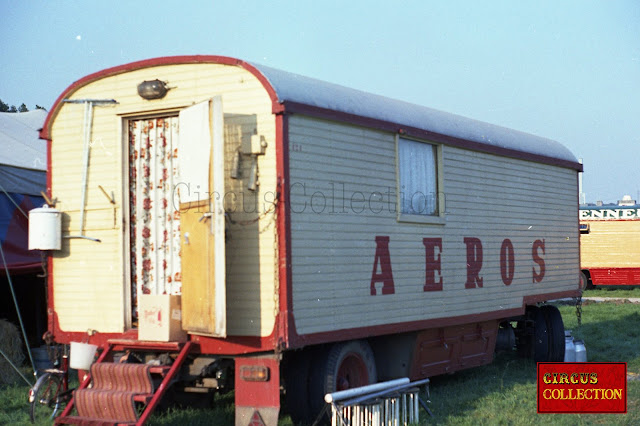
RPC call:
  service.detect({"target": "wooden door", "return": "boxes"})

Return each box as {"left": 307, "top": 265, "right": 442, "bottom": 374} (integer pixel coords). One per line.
{"left": 179, "top": 97, "right": 226, "bottom": 337}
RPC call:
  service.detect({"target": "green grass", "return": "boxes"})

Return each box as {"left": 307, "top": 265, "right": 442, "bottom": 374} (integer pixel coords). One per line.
{"left": 583, "top": 286, "right": 640, "bottom": 299}
{"left": 425, "top": 302, "right": 640, "bottom": 425}
{"left": 2, "top": 301, "right": 638, "bottom": 425}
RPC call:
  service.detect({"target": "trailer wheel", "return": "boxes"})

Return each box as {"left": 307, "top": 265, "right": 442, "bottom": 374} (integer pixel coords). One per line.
{"left": 309, "top": 340, "right": 377, "bottom": 420}
{"left": 532, "top": 306, "right": 551, "bottom": 362}
{"left": 327, "top": 340, "right": 377, "bottom": 392}
{"left": 580, "top": 271, "right": 593, "bottom": 290}
{"left": 541, "top": 305, "right": 565, "bottom": 362}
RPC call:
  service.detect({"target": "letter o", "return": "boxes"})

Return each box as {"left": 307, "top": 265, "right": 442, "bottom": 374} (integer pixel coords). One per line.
{"left": 500, "top": 239, "right": 515, "bottom": 285}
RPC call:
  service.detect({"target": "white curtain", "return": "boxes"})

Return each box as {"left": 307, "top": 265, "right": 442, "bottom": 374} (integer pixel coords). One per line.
{"left": 398, "top": 138, "right": 437, "bottom": 215}
{"left": 129, "top": 117, "right": 182, "bottom": 319}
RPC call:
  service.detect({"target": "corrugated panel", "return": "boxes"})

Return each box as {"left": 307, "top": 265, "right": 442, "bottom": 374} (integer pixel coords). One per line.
{"left": 580, "top": 221, "right": 640, "bottom": 268}
{"left": 288, "top": 116, "right": 579, "bottom": 335}
{"left": 51, "top": 63, "right": 277, "bottom": 336}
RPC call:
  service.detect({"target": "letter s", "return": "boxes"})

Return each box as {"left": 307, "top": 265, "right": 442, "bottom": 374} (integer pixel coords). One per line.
{"left": 532, "top": 239, "right": 545, "bottom": 283}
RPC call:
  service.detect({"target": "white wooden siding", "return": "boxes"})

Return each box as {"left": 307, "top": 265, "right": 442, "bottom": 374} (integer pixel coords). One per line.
{"left": 50, "top": 63, "right": 277, "bottom": 336}
{"left": 288, "top": 116, "right": 579, "bottom": 335}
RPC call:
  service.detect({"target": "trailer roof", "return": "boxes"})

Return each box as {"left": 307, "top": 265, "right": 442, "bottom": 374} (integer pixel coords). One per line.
{"left": 253, "top": 63, "right": 579, "bottom": 168}
{"left": 41, "top": 55, "right": 580, "bottom": 170}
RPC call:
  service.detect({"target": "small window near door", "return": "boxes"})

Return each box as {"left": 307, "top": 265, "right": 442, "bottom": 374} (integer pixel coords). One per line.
{"left": 397, "top": 137, "right": 444, "bottom": 224}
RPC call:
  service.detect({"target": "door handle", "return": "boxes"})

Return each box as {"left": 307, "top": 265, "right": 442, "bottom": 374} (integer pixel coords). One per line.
{"left": 199, "top": 212, "right": 213, "bottom": 222}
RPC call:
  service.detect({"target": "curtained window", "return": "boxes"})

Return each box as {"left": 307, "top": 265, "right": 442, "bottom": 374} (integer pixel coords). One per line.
{"left": 398, "top": 138, "right": 438, "bottom": 216}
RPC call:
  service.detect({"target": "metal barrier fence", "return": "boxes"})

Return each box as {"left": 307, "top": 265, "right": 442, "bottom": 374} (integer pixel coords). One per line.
{"left": 325, "top": 378, "right": 430, "bottom": 426}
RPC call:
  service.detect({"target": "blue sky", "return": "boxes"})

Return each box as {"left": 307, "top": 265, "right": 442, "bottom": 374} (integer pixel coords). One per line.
{"left": 1, "top": 0, "right": 638, "bottom": 203}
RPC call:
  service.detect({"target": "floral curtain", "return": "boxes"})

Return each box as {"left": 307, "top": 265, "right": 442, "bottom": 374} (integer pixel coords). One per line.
{"left": 129, "top": 117, "right": 182, "bottom": 319}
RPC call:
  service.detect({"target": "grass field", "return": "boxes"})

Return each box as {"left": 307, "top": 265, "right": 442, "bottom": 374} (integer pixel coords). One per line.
{"left": 1, "top": 299, "right": 638, "bottom": 425}
{"left": 583, "top": 286, "right": 640, "bottom": 299}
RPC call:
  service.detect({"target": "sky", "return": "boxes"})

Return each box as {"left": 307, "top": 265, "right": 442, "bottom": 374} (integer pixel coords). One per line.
{"left": 1, "top": 0, "right": 638, "bottom": 204}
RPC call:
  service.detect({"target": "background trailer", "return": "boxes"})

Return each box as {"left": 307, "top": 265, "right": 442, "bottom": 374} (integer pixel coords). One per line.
{"left": 580, "top": 205, "right": 640, "bottom": 286}
{"left": 37, "top": 56, "right": 582, "bottom": 425}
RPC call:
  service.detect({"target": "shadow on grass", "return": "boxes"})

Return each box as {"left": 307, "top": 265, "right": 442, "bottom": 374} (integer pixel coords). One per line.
{"left": 424, "top": 351, "right": 538, "bottom": 420}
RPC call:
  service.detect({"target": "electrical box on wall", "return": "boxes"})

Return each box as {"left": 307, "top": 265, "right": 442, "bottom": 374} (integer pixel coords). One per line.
{"left": 250, "top": 134, "right": 267, "bottom": 155}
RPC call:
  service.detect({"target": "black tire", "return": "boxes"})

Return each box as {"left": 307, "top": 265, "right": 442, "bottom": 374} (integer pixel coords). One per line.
{"left": 283, "top": 352, "right": 312, "bottom": 425}
{"left": 29, "top": 372, "right": 63, "bottom": 423}
{"left": 308, "top": 341, "right": 377, "bottom": 422}
{"left": 541, "top": 305, "right": 565, "bottom": 362}
{"left": 532, "top": 306, "right": 550, "bottom": 363}
{"left": 581, "top": 271, "right": 593, "bottom": 290}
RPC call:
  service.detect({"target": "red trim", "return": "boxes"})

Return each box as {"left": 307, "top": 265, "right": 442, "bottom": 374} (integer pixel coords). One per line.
{"left": 587, "top": 268, "right": 640, "bottom": 286}
{"left": 190, "top": 334, "right": 276, "bottom": 355}
{"left": 46, "top": 139, "right": 52, "bottom": 198}
{"left": 39, "top": 55, "right": 280, "bottom": 141}
{"left": 522, "top": 289, "right": 581, "bottom": 305}
{"left": 580, "top": 219, "right": 640, "bottom": 222}
{"left": 48, "top": 311, "right": 282, "bottom": 355}
{"left": 275, "top": 114, "right": 296, "bottom": 350}
{"left": 281, "top": 101, "right": 583, "bottom": 171}
{"left": 285, "top": 289, "right": 580, "bottom": 348}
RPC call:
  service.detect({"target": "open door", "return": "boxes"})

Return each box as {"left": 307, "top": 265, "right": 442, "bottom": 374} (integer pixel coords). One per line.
{"left": 179, "top": 97, "right": 226, "bottom": 337}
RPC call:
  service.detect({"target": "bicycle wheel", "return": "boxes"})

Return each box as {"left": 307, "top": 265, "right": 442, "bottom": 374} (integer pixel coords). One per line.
{"left": 29, "top": 372, "right": 63, "bottom": 423}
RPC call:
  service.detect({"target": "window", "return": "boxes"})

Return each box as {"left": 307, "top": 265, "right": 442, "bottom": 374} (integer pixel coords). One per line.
{"left": 397, "top": 137, "right": 444, "bottom": 224}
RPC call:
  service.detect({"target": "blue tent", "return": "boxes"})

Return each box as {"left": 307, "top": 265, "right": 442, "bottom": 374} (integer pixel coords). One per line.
{"left": 0, "top": 110, "right": 47, "bottom": 272}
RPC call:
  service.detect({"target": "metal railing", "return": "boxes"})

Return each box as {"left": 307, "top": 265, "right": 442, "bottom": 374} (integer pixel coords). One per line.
{"left": 325, "top": 378, "right": 431, "bottom": 426}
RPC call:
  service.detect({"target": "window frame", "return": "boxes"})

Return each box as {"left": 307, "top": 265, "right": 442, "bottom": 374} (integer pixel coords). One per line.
{"left": 395, "top": 135, "right": 445, "bottom": 225}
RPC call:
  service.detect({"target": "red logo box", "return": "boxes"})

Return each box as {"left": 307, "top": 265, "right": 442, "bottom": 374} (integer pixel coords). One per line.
{"left": 537, "top": 362, "right": 627, "bottom": 414}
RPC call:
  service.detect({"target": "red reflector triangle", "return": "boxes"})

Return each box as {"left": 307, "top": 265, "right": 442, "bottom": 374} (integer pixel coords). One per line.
{"left": 248, "top": 410, "right": 266, "bottom": 426}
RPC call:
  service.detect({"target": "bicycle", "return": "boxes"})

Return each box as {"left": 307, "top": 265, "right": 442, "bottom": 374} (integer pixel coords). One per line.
{"left": 28, "top": 340, "right": 73, "bottom": 423}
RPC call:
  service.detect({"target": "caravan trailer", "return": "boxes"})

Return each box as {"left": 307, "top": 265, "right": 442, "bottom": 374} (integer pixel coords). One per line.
{"left": 580, "top": 205, "right": 640, "bottom": 286}
{"left": 36, "top": 56, "right": 582, "bottom": 425}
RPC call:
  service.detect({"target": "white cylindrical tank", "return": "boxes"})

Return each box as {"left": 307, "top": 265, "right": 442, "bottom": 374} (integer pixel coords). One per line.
{"left": 574, "top": 340, "right": 587, "bottom": 362}
{"left": 29, "top": 206, "right": 62, "bottom": 250}
{"left": 564, "top": 330, "right": 576, "bottom": 362}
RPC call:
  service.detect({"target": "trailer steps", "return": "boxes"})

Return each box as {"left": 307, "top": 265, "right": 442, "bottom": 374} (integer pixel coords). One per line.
{"left": 54, "top": 340, "right": 193, "bottom": 425}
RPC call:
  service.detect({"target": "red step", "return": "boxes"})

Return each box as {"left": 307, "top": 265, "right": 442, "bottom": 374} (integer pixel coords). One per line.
{"left": 53, "top": 416, "right": 134, "bottom": 425}
{"left": 54, "top": 341, "right": 193, "bottom": 426}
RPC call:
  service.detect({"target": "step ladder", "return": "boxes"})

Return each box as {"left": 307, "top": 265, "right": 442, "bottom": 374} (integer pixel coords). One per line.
{"left": 55, "top": 339, "right": 194, "bottom": 425}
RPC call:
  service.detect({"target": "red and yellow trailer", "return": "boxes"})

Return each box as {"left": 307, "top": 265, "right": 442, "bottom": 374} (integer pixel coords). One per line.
{"left": 580, "top": 206, "right": 640, "bottom": 286}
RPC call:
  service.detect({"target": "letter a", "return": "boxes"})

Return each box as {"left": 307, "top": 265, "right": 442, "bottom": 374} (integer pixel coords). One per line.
{"left": 371, "top": 236, "right": 395, "bottom": 295}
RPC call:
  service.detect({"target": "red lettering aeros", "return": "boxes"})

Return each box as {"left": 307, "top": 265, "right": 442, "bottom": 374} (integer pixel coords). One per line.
{"left": 371, "top": 235, "right": 546, "bottom": 293}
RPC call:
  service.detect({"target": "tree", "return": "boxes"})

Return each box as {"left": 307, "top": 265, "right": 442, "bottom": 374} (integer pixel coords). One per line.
{"left": 0, "top": 99, "right": 41, "bottom": 112}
